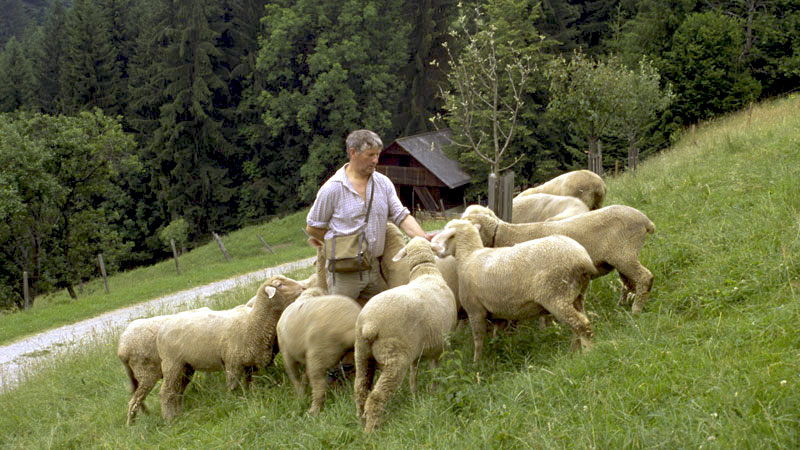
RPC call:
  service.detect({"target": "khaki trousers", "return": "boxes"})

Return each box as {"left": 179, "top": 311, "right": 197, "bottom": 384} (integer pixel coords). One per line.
{"left": 325, "top": 257, "right": 385, "bottom": 302}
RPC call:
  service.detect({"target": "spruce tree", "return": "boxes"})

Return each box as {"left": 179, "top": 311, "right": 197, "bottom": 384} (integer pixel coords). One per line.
{"left": 30, "top": 0, "right": 68, "bottom": 114}
{"left": 0, "top": 37, "right": 35, "bottom": 112}
{"left": 144, "top": 0, "right": 237, "bottom": 238}
{"left": 60, "top": 0, "right": 122, "bottom": 115}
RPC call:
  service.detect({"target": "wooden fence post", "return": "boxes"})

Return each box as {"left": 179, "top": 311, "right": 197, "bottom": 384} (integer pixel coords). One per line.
{"left": 98, "top": 253, "right": 110, "bottom": 293}
{"left": 213, "top": 232, "right": 232, "bottom": 262}
{"left": 23, "top": 270, "right": 31, "bottom": 309}
{"left": 488, "top": 171, "right": 514, "bottom": 222}
{"left": 170, "top": 238, "right": 181, "bottom": 275}
{"left": 257, "top": 234, "right": 275, "bottom": 254}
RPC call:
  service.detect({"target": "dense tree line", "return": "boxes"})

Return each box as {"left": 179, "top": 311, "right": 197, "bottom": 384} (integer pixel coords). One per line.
{"left": 0, "top": 0, "right": 798, "bottom": 309}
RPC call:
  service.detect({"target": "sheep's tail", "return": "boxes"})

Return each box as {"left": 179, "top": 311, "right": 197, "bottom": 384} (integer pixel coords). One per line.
{"left": 645, "top": 218, "right": 655, "bottom": 234}
{"left": 359, "top": 322, "right": 379, "bottom": 344}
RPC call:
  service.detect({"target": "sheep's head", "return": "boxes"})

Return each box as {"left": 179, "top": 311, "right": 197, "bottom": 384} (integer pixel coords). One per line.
{"left": 392, "top": 236, "right": 436, "bottom": 267}
{"left": 430, "top": 219, "right": 481, "bottom": 257}
{"left": 461, "top": 204, "right": 498, "bottom": 220}
{"left": 462, "top": 214, "right": 496, "bottom": 247}
{"left": 259, "top": 275, "right": 305, "bottom": 309}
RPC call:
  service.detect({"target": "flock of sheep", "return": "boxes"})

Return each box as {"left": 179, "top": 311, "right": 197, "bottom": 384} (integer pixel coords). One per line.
{"left": 116, "top": 169, "right": 655, "bottom": 432}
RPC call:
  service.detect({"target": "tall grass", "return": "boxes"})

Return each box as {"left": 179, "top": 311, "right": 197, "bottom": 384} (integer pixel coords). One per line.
{"left": 1, "top": 95, "right": 799, "bottom": 448}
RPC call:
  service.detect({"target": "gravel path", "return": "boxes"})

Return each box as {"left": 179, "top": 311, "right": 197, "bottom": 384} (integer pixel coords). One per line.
{"left": 0, "top": 257, "right": 315, "bottom": 393}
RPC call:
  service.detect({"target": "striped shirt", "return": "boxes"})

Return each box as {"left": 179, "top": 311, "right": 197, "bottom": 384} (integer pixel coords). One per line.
{"left": 307, "top": 164, "right": 410, "bottom": 257}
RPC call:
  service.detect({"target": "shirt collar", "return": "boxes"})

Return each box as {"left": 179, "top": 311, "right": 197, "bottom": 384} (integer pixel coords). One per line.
{"left": 334, "top": 163, "right": 372, "bottom": 196}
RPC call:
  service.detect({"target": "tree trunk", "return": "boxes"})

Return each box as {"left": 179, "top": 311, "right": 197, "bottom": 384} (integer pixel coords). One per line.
{"left": 67, "top": 284, "right": 78, "bottom": 300}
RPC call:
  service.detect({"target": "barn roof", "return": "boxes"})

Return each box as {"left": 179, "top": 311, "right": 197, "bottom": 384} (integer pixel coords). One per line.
{"left": 385, "top": 129, "right": 471, "bottom": 189}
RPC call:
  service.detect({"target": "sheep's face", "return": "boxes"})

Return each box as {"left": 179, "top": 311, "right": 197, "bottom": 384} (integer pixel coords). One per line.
{"left": 261, "top": 275, "right": 305, "bottom": 309}
{"left": 392, "top": 236, "right": 435, "bottom": 268}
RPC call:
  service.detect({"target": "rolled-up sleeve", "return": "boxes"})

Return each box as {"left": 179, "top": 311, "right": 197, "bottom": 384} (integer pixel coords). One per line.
{"left": 307, "top": 182, "right": 336, "bottom": 229}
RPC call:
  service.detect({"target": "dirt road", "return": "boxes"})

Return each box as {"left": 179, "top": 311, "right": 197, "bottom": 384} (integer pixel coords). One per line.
{"left": 0, "top": 257, "right": 315, "bottom": 393}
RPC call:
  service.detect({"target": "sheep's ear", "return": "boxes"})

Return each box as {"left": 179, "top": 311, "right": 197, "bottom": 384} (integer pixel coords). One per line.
{"left": 430, "top": 242, "right": 446, "bottom": 255}
{"left": 431, "top": 227, "right": 457, "bottom": 245}
{"left": 265, "top": 286, "right": 277, "bottom": 298}
{"left": 392, "top": 246, "right": 408, "bottom": 262}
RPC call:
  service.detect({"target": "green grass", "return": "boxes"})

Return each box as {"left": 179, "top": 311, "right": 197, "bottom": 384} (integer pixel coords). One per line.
{"left": 1, "top": 95, "right": 799, "bottom": 448}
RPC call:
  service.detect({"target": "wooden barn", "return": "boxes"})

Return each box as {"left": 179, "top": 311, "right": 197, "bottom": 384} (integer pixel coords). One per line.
{"left": 377, "top": 129, "right": 471, "bottom": 212}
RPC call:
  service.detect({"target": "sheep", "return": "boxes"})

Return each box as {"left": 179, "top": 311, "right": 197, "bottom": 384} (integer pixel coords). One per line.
{"left": 465, "top": 195, "right": 589, "bottom": 224}
{"left": 463, "top": 204, "right": 655, "bottom": 314}
{"left": 431, "top": 219, "right": 598, "bottom": 362}
{"left": 276, "top": 289, "right": 362, "bottom": 416}
{"left": 512, "top": 193, "right": 590, "bottom": 223}
{"left": 354, "top": 237, "right": 457, "bottom": 433}
{"left": 381, "top": 222, "right": 461, "bottom": 312}
{"left": 156, "top": 275, "right": 304, "bottom": 421}
{"left": 517, "top": 169, "right": 606, "bottom": 210}
{"left": 117, "top": 307, "right": 210, "bottom": 425}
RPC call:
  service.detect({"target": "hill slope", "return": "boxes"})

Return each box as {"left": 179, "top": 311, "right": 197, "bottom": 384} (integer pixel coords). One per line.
{"left": 0, "top": 95, "right": 798, "bottom": 448}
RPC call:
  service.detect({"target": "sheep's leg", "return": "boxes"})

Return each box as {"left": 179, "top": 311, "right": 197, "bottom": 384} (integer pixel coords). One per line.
{"left": 364, "top": 356, "right": 409, "bottom": 433}
{"left": 428, "top": 357, "right": 441, "bottom": 391}
{"left": 544, "top": 298, "right": 593, "bottom": 352}
{"left": 306, "top": 348, "right": 346, "bottom": 416}
{"left": 225, "top": 365, "right": 247, "bottom": 392}
{"left": 282, "top": 355, "right": 304, "bottom": 396}
{"left": 408, "top": 359, "right": 419, "bottom": 394}
{"left": 160, "top": 361, "right": 190, "bottom": 421}
{"left": 617, "top": 273, "right": 635, "bottom": 308}
{"left": 632, "top": 266, "right": 654, "bottom": 315}
{"left": 617, "top": 264, "right": 654, "bottom": 314}
{"left": 354, "top": 341, "right": 374, "bottom": 423}
{"left": 466, "top": 309, "right": 489, "bottom": 363}
{"left": 127, "top": 368, "right": 160, "bottom": 425}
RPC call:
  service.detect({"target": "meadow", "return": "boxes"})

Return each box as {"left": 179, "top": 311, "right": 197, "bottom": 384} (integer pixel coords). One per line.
{"left": 1, "top": 95, "right": 798, "bottom": 448}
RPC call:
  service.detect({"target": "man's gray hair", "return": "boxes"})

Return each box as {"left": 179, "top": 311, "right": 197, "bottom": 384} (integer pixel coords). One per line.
{"left": 346, "top": 129, "right": 383, "bottom": 155}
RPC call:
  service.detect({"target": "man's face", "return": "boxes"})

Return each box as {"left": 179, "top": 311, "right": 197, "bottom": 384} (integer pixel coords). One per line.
{"left": 349, "top": 146, "right": 381, "bottom": 178}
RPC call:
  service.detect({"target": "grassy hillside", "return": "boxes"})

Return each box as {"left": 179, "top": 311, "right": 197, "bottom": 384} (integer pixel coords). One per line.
{"left": 1, "top": 95, "right": 798, "bottom": 448}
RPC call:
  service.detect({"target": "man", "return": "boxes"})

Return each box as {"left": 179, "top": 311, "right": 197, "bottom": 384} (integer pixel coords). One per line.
{"left": 306, "top": 129, "right": 430, "bottom": 300}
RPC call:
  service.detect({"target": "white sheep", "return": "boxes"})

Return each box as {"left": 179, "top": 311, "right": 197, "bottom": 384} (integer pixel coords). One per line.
{"left": 117, "top": 307, "right": 210, "bottom": 425}
{"left": 381, "top": 222, "right": 461, "bottom": 309}
{"left": 156, "top": 275, "right": 304, "bottom": 421}
{"left": 517, "top": 169, "right": 606, "bottom": 210}
{"left": 512, "top": 193, "right": 590, "bottom": 223}
{"left": 276, "top": 289, "right": 362, "bottom": 416}
{"left": 432, "top": 219, "right": 598, "bottom": 362}
{"left": 463, "top": 204, "right": 655, "bottom": 314}
{"left": 354, "top": 237, "right": 457, "bottom": 433}
{"left": 463, "top": 194, "right": 589, "bottom": 224}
